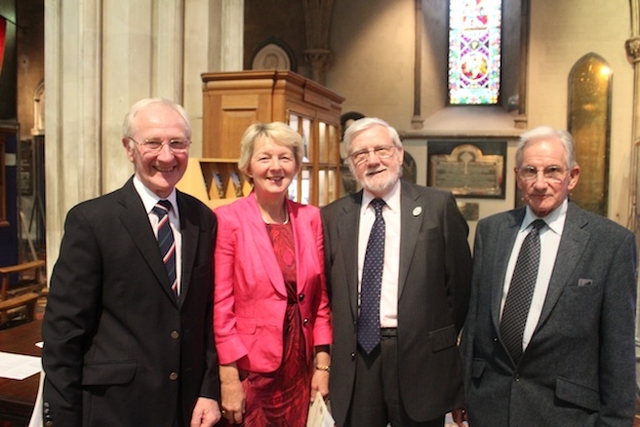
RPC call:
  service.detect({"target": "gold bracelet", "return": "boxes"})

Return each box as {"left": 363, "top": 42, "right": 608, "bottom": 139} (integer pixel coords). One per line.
{"left": 315, "top": 365, "right": 330, "bottom": 372}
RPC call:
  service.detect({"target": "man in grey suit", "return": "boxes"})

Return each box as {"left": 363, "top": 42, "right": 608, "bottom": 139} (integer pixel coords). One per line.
{"left": 322, "top": 117, "right": 472, "bottom": 427}
{"left": 462, "top": 126, "right": 637, "bottom": 426}
{"left": 42, "top": 98, "right": 222, "bottom": 427}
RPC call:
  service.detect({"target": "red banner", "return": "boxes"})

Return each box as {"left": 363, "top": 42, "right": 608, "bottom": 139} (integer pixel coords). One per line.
{"left": 0, "top": 17, "right": 6, "bottom": 75}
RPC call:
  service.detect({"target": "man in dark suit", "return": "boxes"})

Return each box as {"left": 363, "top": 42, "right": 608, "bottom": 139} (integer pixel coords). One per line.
{"left": 462, "top": 126, "right": 637, "bottom": 426}
{"left": 42, "top": 98, "right": 221, "bottom": 427}
{"left": 321, "top": 117, "right": 472, "bottom": 427}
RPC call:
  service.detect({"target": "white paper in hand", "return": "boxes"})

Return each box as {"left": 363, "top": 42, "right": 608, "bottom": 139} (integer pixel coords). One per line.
{"left": 306, "top": 391, "right": 335, "bottom": 427}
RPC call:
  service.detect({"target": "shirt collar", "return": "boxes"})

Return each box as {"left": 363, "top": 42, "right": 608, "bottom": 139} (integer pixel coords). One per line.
{"left": 133, "top": 176, "right": 179, "bottom": 215}
{"left": 523, "top": 198, "right": 568, "bottom": 235}
{"left": 362, "top": 179, "right": 401, "bottom": 213}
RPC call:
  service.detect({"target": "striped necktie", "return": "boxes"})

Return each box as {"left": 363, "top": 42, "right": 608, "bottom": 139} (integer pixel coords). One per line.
{"left": 153, "top": 200, "right": 178, "bottom": 298}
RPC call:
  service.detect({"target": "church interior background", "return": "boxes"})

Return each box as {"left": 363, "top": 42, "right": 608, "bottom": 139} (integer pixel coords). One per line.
{"left": 1, "top": 0, "right": 640, "bottom": 404}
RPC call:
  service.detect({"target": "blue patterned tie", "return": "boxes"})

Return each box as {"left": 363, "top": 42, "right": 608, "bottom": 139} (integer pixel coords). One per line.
{"left": 358, "top": 198, "right": 386, "bottom": 354}
{"left": 153, "top": 200, "right": 178, "bottom": 298}
{"left": 500, "top": 219, "right": 545, "bottom": 363}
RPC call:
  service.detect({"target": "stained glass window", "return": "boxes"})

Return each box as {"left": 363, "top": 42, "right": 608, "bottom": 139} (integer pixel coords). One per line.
{"left": 448, "top": 0, "right": 502, "bottom": 105}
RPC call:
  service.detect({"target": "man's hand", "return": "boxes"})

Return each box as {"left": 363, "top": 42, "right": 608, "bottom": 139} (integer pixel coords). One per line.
{"left": 190, "top": 397, "right": 221, "bottom": 427}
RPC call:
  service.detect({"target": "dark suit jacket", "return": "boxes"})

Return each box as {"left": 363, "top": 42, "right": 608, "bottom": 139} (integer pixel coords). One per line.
{"left": 321, "top": 181, "right": 472, "bottom": 425}
{"left": 42, "top": 177, "right": 220, "bottom": 427}
{"left": 463, "top": 202, "right": 637, "bottom": 427}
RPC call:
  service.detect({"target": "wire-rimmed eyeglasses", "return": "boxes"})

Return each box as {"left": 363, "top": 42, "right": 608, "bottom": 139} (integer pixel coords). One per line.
{"left": 349, "top": 145, "right": 396, "bottom": 166}
{"left": 128, "top": 137, "right": 191, "bottom": 153}
{"left": 516, "top": 165, "right": 567, "bottom": 183}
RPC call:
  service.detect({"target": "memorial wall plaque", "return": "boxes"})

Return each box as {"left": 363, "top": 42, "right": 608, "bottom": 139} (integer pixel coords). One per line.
{"left": 457, "top": 202, "right": 479, "bottom": 221}
{"left": 568, "top": 53, "right": 611, "bottom": 217}
{"left": 428, "top": 141, "right": 506, "bottom": 198}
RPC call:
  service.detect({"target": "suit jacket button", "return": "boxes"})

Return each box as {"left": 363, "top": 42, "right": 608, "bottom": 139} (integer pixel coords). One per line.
{"left": 303, "top": 318, "right": 309, "bottom": 325}
{"left": 171, "top": 330, "right": 180, "bottom": 339}
{"left": 351, "top": 352, "right": 356, "bottom": 360}
{"left": 169, "top": 372, "right": 179, "bottom": 381}
{"left": 44, "top": 422, "right": 53, "bottom": 427}
{"left": 298, "top": 293, "right": 305, "bottom": 302}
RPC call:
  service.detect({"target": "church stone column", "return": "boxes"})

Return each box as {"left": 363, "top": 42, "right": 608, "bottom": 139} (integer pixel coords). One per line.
{"left": 44, "top": 0, "right": 102, "bottom": 272}
{"left": 186, "top": 0, "right": 243, "bottom": 151}
{"left": 302, "top": 0, "right": 333, "bottom": 85}
{"left": 45, "top": 0, "right": 242, "bottom": 273}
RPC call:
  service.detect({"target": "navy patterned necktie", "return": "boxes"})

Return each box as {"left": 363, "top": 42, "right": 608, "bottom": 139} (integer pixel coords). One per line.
{"left": 500, "top": 219, "right": 545, "bottom": 363}
{"left": 153, "top": 200, "right": 178, "bottom": 298}
{"left": 358, "top": 198, "right": 386, "bottom": 354}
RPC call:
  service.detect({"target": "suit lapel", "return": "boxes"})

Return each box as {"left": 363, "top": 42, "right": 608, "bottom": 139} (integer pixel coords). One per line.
{"left": 288, "top": 201, "right": 310, "bottom": 296}
{"left": 246, "top": 196, "right": 288, "bottom": 297}
{"left": 177, "top": 191, "right": 198, "bottom": 307}
{"left": 535, "top": 203, "right": 589, "bottom": 329}
{"left": 398, "top": 183, "right": 422, "bottom": 298}
{"left": 338, "top": 193, "right": 362, "bottom": 320}
{"left": 490, "top": 209, "right": 525, "bottom": 331}
{"left": 117, "top": 179, "right": 178, "bottom": 304}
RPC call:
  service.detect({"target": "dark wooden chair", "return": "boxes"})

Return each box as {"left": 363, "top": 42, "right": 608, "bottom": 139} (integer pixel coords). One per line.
{"left": 0, "top": 292, "right": 40, "bottom": 324}
{"left": 0, "top": 260, "right": 46, "bottom": 300}
{"left": 0, "top": 260, "right": 46, "bottom": 325}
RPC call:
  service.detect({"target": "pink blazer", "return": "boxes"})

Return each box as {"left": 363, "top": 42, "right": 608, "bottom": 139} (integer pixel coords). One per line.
{"left": 213, "top": 194, "right": 332, "bottom": 373}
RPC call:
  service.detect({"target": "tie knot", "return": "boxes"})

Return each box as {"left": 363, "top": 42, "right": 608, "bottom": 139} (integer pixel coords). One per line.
{"left": 530, "top": 219, "right": 545, "bottom": 232}
{"left": 153, "top": 200, "right": 172, "bottom": 217}
{"left": 371, "top": 198, "right": 385, "bottom": 214}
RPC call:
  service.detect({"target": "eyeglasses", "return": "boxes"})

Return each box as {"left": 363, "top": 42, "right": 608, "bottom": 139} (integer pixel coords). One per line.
{"left": 128, "top": 137, "right": 191, "bottom": 153}
{"left": 349, "top": 145, "right": 396, "bottom": 166}
{"left": 517, "top": 165, "right": 567, "bottom": 183}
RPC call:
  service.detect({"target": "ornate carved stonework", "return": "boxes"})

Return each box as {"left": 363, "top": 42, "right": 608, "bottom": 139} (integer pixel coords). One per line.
{"left": 304, "top": 48, "right": 332, "bottom": 85}
{"left": 625, "top": 36, "right": 640, "bottom": 62}
{"left": 301, "top": 0, "right": 334, "bottom": 84}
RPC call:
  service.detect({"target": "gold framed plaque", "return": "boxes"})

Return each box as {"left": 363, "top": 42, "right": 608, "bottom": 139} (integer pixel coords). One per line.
{"left": 428, "top": 140, "right": 506, "bottom": 198}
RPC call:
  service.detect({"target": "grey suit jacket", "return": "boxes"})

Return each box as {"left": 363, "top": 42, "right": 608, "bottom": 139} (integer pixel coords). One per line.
{"left": 463, "top": 202, "right": 637, "bottom": 427}
{"left": 42, "top": 177, "right": 220, "bottom": 427}
{"left": 321, "top": 181, "right": 472, "bottom": 425}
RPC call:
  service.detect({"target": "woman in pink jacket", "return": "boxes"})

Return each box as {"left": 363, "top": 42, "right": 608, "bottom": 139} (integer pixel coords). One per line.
{"left": 214, "top": 122, "right": 332, "bottom": 426}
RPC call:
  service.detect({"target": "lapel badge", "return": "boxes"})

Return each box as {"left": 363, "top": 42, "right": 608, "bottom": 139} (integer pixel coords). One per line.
{"left": 412, "top": 206, "right": 422, "bottom": 217}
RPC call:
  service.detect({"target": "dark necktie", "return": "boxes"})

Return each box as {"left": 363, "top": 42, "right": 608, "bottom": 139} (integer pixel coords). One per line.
{"left": 500, "top": 219, "right": 545, "bottom": 363}
{"left": 358, "top": 198, "right": 386, "bottom": 354}
{"left": 153, "top": 200, "right": 178, "bottom": 298}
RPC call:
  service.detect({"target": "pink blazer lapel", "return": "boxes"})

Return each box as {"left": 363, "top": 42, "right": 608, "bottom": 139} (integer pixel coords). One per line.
{"left": 244, "top": 196, "right": 288, "bottom": 297}
{"left": 287, "top": 200, "right": 309, "bottom": 296}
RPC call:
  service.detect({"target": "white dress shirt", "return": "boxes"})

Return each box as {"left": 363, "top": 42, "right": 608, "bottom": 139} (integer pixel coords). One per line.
{"left": 133, "top": 176, "right": 183, "bottom": 296}
{"left": 358, "top": 180, "right": 401, "bottom": 328}
{"left": 501, "top": 199, "right": 568, "bottom": 350}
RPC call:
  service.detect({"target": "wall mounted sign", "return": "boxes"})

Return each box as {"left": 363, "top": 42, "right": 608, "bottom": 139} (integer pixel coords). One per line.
{"left": 428, "top": 140, "right": 506, "bottom": 198}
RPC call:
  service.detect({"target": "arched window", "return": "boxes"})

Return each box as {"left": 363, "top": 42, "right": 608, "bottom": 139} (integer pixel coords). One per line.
{"left": 448, "top": 0, "right": 502, "bottom": 105}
